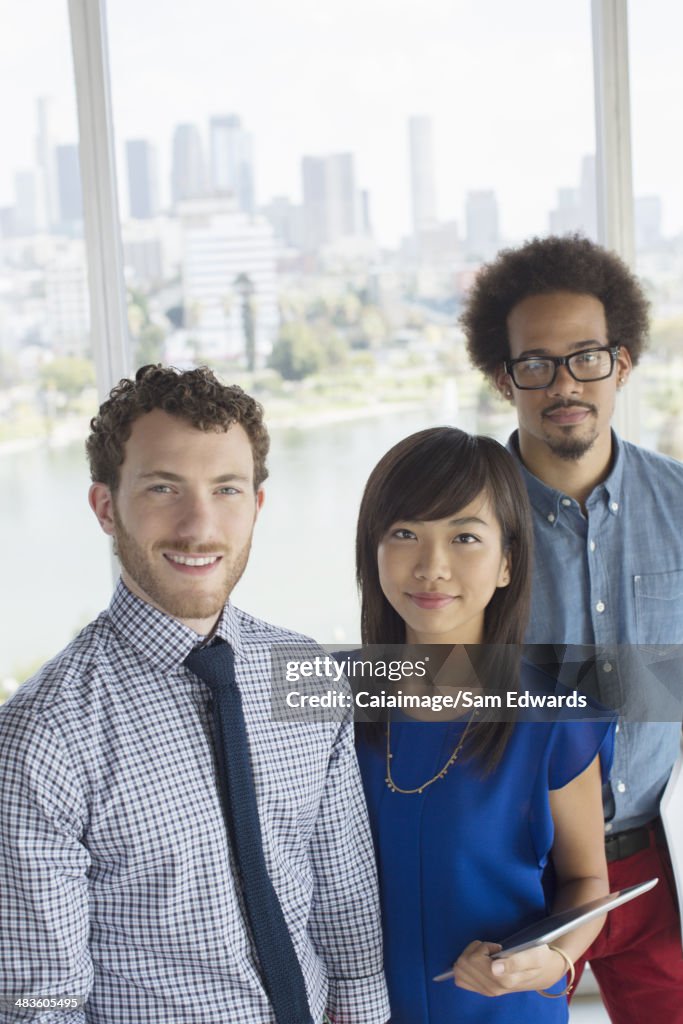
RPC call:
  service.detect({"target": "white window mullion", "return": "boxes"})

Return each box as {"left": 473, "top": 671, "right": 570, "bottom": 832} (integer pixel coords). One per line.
{"left": 592, "top": 0, "right": 639, "bottom": 442}
{"left": 68, "top": 0, "right": 131, "bottom": 400}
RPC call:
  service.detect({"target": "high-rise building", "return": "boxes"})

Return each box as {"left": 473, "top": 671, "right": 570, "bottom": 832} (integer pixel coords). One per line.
{"left": 14, "top": 171, "right": 44, "bottom": 236}
{"left": 171, "top": 124, "right": 205, "bottom": 206}
{"left": 0, "top": 207, "right": 16, "bottom": 239}
{"left": 261, "top": 196, "right": 306, "bottom": 250}
{"left": 465, "top": 190, "right": 499, "bottom": 261}
{"left": 301, "top": 153, "right": 358, "bottom": 250}
{"left": 126, "top": 139, "right": 160, "bottom": 220}
{"left": 578, "top": 154, "right": 597, "bottom": 240}
{"left": 360, "top": 189, "right": 372, "bottom": 236}
{"left": 56, "top": 144, "right": 83, "bottom": 227}
{"left": 45, "top": 241, "right": 90, "bottom": 353}
{"left": 179, "top": 195, "right": 277, "bottom": 362}
{"left": 209, "top": 115, "right": 255, "bottom": 215}
{"left": 549, "top": 155, "right": 597, "bottom": 240}
{"left": 549, "top": 188, "right": 582, "bottom": 235}
{"left": 122, "top": 216, "right": 181, "bottom": 287}
{"left": 408, "top": 116, "right": 437, "bottom": 235}
{"left": 635, "top": 195, "right": 663, "bottom": 249}
{"left": 35, "top": 97, "right": 57, "bottom": 230}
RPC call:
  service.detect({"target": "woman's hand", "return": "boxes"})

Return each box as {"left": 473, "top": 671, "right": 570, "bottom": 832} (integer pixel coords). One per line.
{"left": 452, "top": 941, "right": 568, "bottom": 997}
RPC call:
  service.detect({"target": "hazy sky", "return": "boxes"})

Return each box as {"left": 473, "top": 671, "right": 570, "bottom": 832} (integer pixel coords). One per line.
{"left": 1, "top": 0, "right": 681, "bottom": 246}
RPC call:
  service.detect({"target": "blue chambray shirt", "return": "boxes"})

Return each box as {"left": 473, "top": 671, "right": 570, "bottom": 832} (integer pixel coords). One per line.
{"left": 509, "top": 430, "right": 683, "bottom": 832}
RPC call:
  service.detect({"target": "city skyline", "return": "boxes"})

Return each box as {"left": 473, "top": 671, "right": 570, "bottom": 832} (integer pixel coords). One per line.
{"left": 2, "top": 0, "right": 683, "bottom": 246}
{"left": 1, "top": 98, "right": 666, "bottom": 261}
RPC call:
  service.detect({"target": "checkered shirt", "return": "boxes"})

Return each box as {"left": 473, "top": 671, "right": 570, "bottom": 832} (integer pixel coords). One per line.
{"left": 0, "top": 581, "right": 389, "bottom": 1024}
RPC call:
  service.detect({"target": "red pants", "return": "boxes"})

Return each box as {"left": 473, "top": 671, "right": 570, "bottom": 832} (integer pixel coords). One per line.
{"left": 573, "top": 829, "right": 683, "bottom": 1023}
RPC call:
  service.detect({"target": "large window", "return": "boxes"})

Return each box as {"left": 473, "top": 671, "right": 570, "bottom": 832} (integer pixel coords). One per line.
{"left": 0, "top": 1, "right": 109, "bottom": 695}
{"left": 104, "top": 0, "right": 597, "bottom": 640}
{"left": 629, "top": 0, "right": 683, "bottom": 457}
{"left": 4, "top": 1, "right": 673, "bottom": 686}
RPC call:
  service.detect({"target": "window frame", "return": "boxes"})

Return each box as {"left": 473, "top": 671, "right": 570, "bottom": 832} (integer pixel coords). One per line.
{"left": 69, "top": 0, "right": 639, "bottom": 440}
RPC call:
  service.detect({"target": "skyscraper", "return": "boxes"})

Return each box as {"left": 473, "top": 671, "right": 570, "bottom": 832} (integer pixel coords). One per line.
{"left": 579, "top": 154, "right": 597, "bottom": 241}
{"left": 209, "top": 115, "right": 254, "bottom": 215}
{"left": 179, "top": 195, "right": 277, "bottom": 362}
{"left": 549, "top": 187, "right": 582, "bottom": 235}
{"left": 45, "top": 242, "right": 90, "bottom": 354}
{"left": 465, "top": 190, "right": 499, "bottom": 261}
{"left": 548, "top": 155, "right": 597, "bottom": 240}
{"left": 408, "top": 116, "right": 437, "bottom": 235}
{"left": 301, "top": 153, "right": 358, "bottom": 250}
{"left": 635, "top": 195, "right": 663, "bottom": 249}
{"left": 56, "top": 144, "right": 83, "bottom": 227}
{"left": 35, "top": 96, "right": 57, "bottom": 230}
{"left": 126, "top": 139, "right": 160, "bottom": 220}
{"left": 14, "top": 171, "right": 43, "bottom": 236}
{"left": 171, "top": 124, "right": 205, "bottom": 206}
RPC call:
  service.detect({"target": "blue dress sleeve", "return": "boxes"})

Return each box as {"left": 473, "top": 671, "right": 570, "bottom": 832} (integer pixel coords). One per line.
{"left": 547, "top": 717, "right": 615, "bottom": 790}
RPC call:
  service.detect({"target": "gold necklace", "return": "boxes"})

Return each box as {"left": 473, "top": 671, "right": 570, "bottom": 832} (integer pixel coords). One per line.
{"left": 385, "top": 717, "right": 474, "bottom": 795}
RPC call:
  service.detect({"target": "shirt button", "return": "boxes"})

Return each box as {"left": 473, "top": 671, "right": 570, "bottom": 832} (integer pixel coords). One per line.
{"left": 610, "top": 501, "right": 619, "bottom": 512}
{"left": 589, "top": 540, "right": 596, "bottom": 552}
{"left": 547, "top": 513, "right": 556, "bottom": 523}
{"left": 605, "top": 823, "right": 613, "bottom": 833}
{"left": 561, "top": 497, "right": 571, "bottom": 507}
{"left": 596, "top": 601, "right": 606, "bottom": 613}
{"left": 603, "top": 661, "right": 612, "bottom": 672}
{"left": 617, "top": 781, "right": 626, "bottom": 793}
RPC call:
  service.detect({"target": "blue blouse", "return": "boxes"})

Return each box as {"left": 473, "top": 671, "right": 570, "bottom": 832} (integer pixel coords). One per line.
{"left": 355, "top": 667, "right": 614, "bottom": 1024}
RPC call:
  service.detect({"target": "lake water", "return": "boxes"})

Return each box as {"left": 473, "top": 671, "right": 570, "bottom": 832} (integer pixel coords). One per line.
{"left": 1, "top": 400, "right": 513, "bottom": 682}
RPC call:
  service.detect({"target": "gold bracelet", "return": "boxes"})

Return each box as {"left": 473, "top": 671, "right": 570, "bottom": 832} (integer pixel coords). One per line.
{"left": 536, "top": 944, "right": 576, "bottom": 999}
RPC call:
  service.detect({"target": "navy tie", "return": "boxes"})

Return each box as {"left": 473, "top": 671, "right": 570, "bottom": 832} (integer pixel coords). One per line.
{"left": 185, "top": 640, "right": 313, "bottom": 1024}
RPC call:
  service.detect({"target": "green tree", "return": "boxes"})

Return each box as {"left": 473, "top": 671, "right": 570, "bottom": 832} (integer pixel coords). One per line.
{"left": 38, "top": 356, "right": 96, "bottom": 400}
{"left": 321, "top": 330, "right": 349, "bottom": 368}
{"left": 268, "top": 322, "right": 326, "bottom": 380}
{"left": 234, "top": 273, "right": 256, "bottom": 372}
{"left": 134, "top": 324, "right": 166, "bottom": 368}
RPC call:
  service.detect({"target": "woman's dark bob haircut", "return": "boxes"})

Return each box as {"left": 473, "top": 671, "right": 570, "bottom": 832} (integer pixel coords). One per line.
{"left": 355, "top": 426, "right": 534, "bottom": 769}
{"left": 357, "top": 426, "right": 532, "bottom": 646}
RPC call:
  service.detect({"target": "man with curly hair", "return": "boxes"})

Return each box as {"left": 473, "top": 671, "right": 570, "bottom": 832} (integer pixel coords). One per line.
{"left": 0, "top": 365, "right": 389, "bottom": 1024}
{"left": 461, "top": 235, "right": 683, "bottom": 1021}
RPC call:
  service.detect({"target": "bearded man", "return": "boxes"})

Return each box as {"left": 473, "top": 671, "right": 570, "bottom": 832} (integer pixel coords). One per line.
{"left": 0, "top": 365, "right": 389, "bottom": 1024}
{"left": 462, "top": 235, "right": 683, "bottom": 1023}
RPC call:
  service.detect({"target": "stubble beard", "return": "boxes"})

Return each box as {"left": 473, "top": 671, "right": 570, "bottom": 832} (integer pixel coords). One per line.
{"left": 543, "top": 429, "right": 597, "bottom": 461}
{"left": 541, "top": 406, "right": 599, "bottom": 462}
{"left": 112, "top": 503, "right": 252, "bottom": 621}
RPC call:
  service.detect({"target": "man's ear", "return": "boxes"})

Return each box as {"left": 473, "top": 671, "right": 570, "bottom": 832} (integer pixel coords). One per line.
{"left": 615, "top": 345, "right": 633, "bottom": 389}
{"left": 493, "top": 365, "right": 514, "bottom": 403}
{"left": 89, "top": 483, "right": 116, "bottom": 537}
{"left": 254, "top": 487, "right": 265, "bottom": 518}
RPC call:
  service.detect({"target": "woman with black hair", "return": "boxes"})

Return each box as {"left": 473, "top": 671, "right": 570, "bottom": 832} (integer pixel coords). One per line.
{"left": 354, "top": 426, "right": 614, "bottom": 1023}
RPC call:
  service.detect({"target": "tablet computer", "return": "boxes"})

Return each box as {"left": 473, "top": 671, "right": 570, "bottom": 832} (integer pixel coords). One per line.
{"left": 434, "top": 877, "right": 657, "bottom": 981}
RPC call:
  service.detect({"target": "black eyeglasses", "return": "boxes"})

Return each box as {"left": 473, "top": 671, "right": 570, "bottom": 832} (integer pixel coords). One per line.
{"left": 504, "top": 345, "right": 620, "bottom": 390}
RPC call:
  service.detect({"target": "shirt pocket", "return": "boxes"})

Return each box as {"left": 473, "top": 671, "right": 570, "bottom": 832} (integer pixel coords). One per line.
{"left": 634, "top": 569, "right": 683, "bottom": 643}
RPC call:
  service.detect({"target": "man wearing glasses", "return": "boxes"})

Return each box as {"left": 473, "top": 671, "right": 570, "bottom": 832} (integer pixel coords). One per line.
{"left": 461, "top": 234, "right": 683, "bottom": 1022}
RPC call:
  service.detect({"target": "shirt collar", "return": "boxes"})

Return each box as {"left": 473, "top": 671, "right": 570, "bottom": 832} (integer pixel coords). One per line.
{"left": 506, "top": 429, "right": 624, "bottom": 523}
{"left": 108, "top": 578, "right": 248, "bottom": 672}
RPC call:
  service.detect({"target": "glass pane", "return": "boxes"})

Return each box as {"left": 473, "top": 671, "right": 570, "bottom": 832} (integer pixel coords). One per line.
{"left": 0, "top": 0, "right": 110, "bottom": 697}
{"left": 629, "top": 0, "right": 683, "bottom": 457}
{"left": 106, "top": 0, "right": 595, "bottom": 642}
